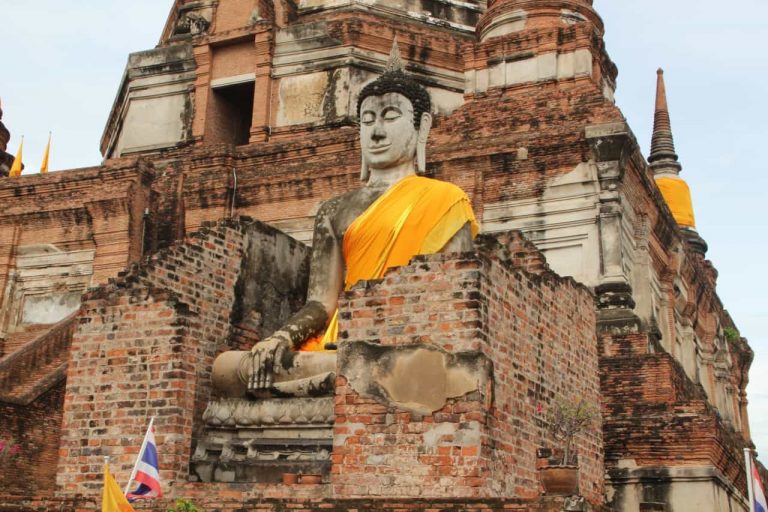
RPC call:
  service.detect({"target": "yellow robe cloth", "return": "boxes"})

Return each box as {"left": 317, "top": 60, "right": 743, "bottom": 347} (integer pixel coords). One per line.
{"left": 655, "top": 176, "right": 696, "bottom": 228}
{"left": 301, "top": 175, "right": 478, "bottom": 351}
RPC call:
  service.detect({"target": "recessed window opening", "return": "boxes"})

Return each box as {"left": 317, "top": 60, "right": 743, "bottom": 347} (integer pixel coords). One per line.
{"left": 207, "top": 78, "right": 254, "bottom": 146}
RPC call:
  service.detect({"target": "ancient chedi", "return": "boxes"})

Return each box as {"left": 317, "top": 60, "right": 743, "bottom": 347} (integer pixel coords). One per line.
{"left": 0, "top": 100, "right": 15, "bottom": 177}
{"left": 649, "top": 68, "right": 708, "bottom": 255}
{"left": 0, "top": 0, "right": 758, "bottom": 511}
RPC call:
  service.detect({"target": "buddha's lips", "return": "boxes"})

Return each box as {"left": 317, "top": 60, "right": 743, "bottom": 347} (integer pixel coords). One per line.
{"left": 367, "top": 144, "right": 391, "bottom": 153}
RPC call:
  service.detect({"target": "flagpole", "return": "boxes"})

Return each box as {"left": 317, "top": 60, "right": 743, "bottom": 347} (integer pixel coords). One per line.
{"left": 746, "top": 448, "right": 756, "bottom": 512}
{"left": 124, "top": 416, "right": 155, "bottom": 495}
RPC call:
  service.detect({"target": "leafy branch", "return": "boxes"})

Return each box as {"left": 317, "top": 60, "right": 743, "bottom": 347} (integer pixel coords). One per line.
{"left": 547, "top": 397, "right": 598, "bottom": 465}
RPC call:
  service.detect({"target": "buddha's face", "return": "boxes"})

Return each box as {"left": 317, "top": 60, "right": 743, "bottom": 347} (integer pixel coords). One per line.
{"left": 360, "top": 92, "right": 418, "bottom": 171}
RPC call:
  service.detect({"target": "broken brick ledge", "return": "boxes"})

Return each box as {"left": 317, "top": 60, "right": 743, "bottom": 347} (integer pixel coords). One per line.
{"left": 0, "top": 495, "right": 608, "bottom": 512}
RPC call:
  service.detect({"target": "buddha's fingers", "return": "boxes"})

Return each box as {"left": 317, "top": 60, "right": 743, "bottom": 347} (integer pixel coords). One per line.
{"left": 273, "top": 344, "right": 286, "bottom": 376}
{"left": 255, "top": 351, "right": 269, "bottom": 389}
{"left": 257, "top": 355, "right": 266, "bottom": 389}
{"left": 265, "top": 363, "right": 274, "bottom": 389}
{"left": 249, "top": 352, "right": 260, "bottom": 391}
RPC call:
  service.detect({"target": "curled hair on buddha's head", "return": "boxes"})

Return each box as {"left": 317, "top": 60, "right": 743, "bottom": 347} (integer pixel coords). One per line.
{"left": 356, "top": 40, "right": 432, "bottom": 129}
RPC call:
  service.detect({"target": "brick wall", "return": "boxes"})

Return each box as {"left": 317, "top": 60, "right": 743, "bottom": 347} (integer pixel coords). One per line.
{"left": 601, "top": 332, "right": 751, "bottom": 496}
{"left": 0, "top": 381, "right": 65, "bottom": 498}
{"left": 481, "top": 251, "right": 602, "bottom": 502}
{"left": 0, "top": 1, "right": 757, "bottom": 507}
{"left": 0, "top": 495, "right": 605, "bottom": 512}
{"left": 333, "top": 241, "right": 603, "bottom": 502}
{"left": 0, "top": 160, "right": 150, "bottom": 333}
{"left": 55, "top": 220, "right": 246, "bottom": 496}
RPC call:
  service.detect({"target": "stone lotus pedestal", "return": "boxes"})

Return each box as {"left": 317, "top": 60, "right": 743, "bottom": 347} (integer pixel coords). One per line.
{"left": 192, "top": 397, "right": 335, "bottom": 483}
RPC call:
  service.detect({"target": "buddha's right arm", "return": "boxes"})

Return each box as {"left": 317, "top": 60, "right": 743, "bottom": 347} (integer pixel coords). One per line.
{"left": 263, "top": 301, "right": 329, "bottom": 351}
{"left": 256, "top": 199, "right": 344, "bottom": 351}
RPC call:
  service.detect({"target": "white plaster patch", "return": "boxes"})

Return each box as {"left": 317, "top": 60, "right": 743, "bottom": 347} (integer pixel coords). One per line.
{"left": 103, "top": 45, "right": 195, "bottom": 158}
{"left": 366, "top": 454, "right": 386, "bottom": 465}
{"left": 557, "top": 51, "right": 576, "bottom": 80}
{"left": 507, "top": 57, "right": 538, "bottom": 85}
{"left": 454, "top": 421, "right": 481, "bottom": 446}
{"left": 428, "top": 87, "right": 464, "bottom": 116}
{"left": 22, "top": 292, "right": 81, "bottom": 325}
{"left": 277, "top": 72, "right": 329, "bottom": 126}
{"left": 473, "top": 50, "right": 592, "bottom": 93}
{"left": 537, "top": 53, "right": 558, "bottom": 81}
{"left": 333, "top": 422, "right": 367, "bottom": 446}
{"left": 560, "top": 9, "right": 587, "bottom": 25}
{"left": 481, "top": 9, "right": 528, "bottom": 41}
{"left": 423, "top": 422, "right": 457, "bottom": 447}
{"left": 476, "top": 69, "right": 489, "bottom": 93}
{"left": 488, "top": 62, "right": 505, "bottom": 88}
{"left": 3, "top": 245, "right": 95, "bottom": 332}
{"left": 601, "top": 81, "right": 615, "bottom": 104}
{"left": 482, "top": 162, "right": 601, "bottom": 285}
{"left": 573, "top": 48, "right": 593, "bottom": 76}
{"left": 118, "top": 93, "right": 187, "bottom": 153}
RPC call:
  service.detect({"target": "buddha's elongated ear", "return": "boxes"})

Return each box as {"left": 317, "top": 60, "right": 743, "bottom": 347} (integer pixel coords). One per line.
{"left": 416, "top": 112, "right": 432, "bottom": 174}
{"left": 360, "top": 158, "right": 370, "bottom": 181}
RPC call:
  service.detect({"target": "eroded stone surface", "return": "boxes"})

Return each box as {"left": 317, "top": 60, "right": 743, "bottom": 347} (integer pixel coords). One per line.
{"left": 339, "top": 341, "right": 492, "bottom": 414}
{"left": 203, "top": 397, "right": 334, "bottom": 428}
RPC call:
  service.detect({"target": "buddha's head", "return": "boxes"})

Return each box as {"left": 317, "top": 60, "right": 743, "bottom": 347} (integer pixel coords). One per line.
{"left": 357, "top": 44, "right": 432, "bottom": 180}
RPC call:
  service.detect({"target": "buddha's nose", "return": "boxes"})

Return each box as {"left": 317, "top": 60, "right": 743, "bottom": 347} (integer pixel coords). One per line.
{"left": 371, "top": 124, "right": 386, "bottom": 142}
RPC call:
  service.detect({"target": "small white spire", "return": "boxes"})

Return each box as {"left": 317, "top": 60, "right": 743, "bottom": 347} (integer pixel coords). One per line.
{"left": 385, "top": 37, "right": 406, "bottom": 73}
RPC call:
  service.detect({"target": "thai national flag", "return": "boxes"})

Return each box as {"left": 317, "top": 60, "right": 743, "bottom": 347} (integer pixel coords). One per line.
{"left": 126, "top": 425, "right": 162, "bottom": 501}
{"left": 753, "top": 459, "right": 767, "bottom": 512}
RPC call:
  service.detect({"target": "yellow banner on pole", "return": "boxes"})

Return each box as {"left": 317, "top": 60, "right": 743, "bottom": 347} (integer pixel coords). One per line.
{"left": 8, "top": 137, "right": 23, "bottom": 177}
{"left": 102, "top": 463, "right": 135, "bottom": 512}
{"left": 40, "top": 133, "right": 51, "bottom": 174}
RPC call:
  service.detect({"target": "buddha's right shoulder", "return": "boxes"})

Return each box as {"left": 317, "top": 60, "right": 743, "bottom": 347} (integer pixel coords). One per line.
{"left": 317, "top": 188, "right": 368, "bottom": 216}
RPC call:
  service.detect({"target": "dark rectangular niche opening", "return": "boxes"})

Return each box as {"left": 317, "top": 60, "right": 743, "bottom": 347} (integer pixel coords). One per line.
{"left": 206, "top": 80, "right": 254, "bottom": 146}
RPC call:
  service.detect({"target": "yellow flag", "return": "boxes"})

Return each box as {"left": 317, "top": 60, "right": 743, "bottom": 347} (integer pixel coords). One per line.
{"left": 40, "top": 133, "right": 51, "bottom": 174}
{"left": 102, "top": 464, "right": 135, "bottom": 512}
{"left": 8, "top": 137, "right": 23, "bottom": 177}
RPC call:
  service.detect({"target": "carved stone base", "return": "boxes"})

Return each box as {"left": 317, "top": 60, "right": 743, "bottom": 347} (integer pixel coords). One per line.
{"left": 192, "top": 397, "right": 334, "bottom": 483}
{"left": 595, "top": 282, "right": 641, "bottom": 334}
{"left": 682, "top": 227, "right": 708, "bottom": 256}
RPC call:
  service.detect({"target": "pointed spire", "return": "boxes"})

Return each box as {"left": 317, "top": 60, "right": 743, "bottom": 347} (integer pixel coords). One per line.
{"left": 649, "top": 69, "right": 707, "bottom": 255}
{"left": 385, "top": 38, "right": 406, "bottom": 73}
{"left": 0, "top": 98, "right": 13, "bottom": 177}
{"left": 0, "top": 97, "right": 7, "bottom": 151}
{"left": 648, "top": 68, "right": 682, "bottom": 175}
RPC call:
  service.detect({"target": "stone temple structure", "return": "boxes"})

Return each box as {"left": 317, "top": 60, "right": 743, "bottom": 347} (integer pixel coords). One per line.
{"left": 0, "top": 101, "right": 15, "bottom": 177}
{"left": 0, "top": 0, "right": 762, "bottom": 510}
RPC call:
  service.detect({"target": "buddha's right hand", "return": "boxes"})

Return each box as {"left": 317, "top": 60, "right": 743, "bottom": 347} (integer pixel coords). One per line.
{"left": 248, "top": 334, "right": 292, "bottom": 391}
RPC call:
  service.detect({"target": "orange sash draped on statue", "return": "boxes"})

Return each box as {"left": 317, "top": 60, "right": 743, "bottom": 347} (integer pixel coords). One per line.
{"left": 301, "top": 175, "right": 478, "bottom": 351}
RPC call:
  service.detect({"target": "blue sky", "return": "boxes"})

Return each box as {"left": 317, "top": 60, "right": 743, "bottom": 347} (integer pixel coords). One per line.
{"left": 1, "top": 1, "right": 766, "bottom": 460}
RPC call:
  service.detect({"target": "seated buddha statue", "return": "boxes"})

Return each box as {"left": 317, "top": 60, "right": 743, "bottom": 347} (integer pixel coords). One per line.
{"left": 212, "top": 43, "right": 478, "bottom": 398}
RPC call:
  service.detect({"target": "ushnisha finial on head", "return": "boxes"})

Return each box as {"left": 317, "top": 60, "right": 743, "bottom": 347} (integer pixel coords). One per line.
{"left": 358, "top": 38, "right": 433, "bottom": 181}
{"left": 385, "top": 37, "right": 406, "bottom": 73}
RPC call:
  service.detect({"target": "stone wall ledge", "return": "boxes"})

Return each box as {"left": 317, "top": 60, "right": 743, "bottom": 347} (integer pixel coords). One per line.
{"left": 0, "top": 312, "right": 77, "bottom": 405}
{"left": 0, "top": 495, "right": 609, "bottom": 512}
